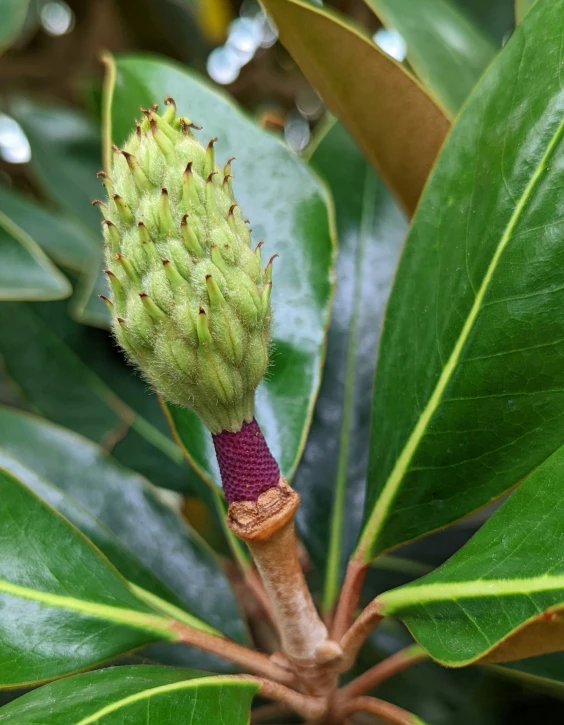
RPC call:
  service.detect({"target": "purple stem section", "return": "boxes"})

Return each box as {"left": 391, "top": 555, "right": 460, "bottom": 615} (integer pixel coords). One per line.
{"left": 212, "top": 418, "right": 280, "bottom": 502}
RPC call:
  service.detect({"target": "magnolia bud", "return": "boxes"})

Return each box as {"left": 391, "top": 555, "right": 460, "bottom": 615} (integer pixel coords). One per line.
{"left": 98, "top": 99, "right": 274, "bottom": 433}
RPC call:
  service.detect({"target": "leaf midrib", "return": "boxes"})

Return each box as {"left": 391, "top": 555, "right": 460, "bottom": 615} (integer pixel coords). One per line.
{"left": 356, "top": 104, "right": 564, "bottom": 560}
{"left": 0, "top": 578, "right": 173, "bottom": 637}
{"left": 73, "top": 677, "right": 247, "bottom": 725}
{"left": 323, "top": 166, "right": 376, "bottom": 611}
{"left": 380, "top": 574, "right": 564, "bottom": 612}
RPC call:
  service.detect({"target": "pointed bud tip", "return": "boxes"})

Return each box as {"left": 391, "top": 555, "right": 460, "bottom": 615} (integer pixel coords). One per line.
{"left": 96, "top": 170, "right": 107, "bottom": 178}
{"left": 164, "top": 96, "right": 175, "bottom": 107}
{"left": 161, "top": 187, "right": 168, "bottom": 195}
{"left": 228, "top": 203, "right": 238, "bottom": 217}
{"left": 207, "top": 137, "right": 218, "bottom": 149}
{"left": 162, "top": 258, "right": 170, "bottom": 265}
{"left": 91, "top": 199, "right": 106, "bottom": 207}
{"left": 206, "top": 171, "right": 217, "bottom": 183}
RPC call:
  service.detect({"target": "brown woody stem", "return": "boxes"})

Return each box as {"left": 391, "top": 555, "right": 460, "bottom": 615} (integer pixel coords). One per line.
{"left": 330, "top": 558, "right": 368, "bottom": 640}
{"left": 343, "top": 696, "right": 421, "bottom": 725}
{"left": 170, "top": 620, "right": 294, "bottom": 685}
{"left": 339, "top": 644, "right": 427, "bottom": 700}
{"left": 227, "top": 477, "right": 343, "bottom": 692}
{"left": 339, "top": 598, "right": 385, "bottom": 669}
{"left": 232, "top": 675, "right": 327, "bottom": 720}
{"left": 245, "top": 566, "right": 278, "bottom": 630}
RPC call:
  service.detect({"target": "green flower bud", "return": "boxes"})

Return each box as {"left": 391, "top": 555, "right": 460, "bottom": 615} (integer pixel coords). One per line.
{"left": 98, "top": 99, "right": 274, "bottom": 433}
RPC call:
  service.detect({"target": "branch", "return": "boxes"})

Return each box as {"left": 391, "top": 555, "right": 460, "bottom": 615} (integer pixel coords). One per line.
{"left": 344, "top": 695, "right": 425, "bottom": 725}
{"left": 228, "top": 478, "right": 342, "bottom": 693}
{"left": 339, "top": 645, "right": 427, "bottom": 699}
{"left": 170, "top": 621, "right": 294, "bottom": 685}
{"left": 330, "top": 558, "right": 367, "bottom": 640}
{"left": 231, "top": 675, "right": 327, "bottom": 720}
{"left": 339, "top": 598, "right": 385, "bottom": 669}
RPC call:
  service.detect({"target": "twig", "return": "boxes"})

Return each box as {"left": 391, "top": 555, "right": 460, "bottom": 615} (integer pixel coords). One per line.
{"left": 339, "top": 599, "right": 385, "bottom": 670}
{"left": 344, "top": 696, "right": 423, "bottom": 725}
{"left": 228, "top": 478, "right": 342, "bottom": 694}
{"left": 330, "top": 559, "right": 367, "bottom": 640}
{"left": 339, "top": 645, "right": 427, "bottom": 700}
{"left": 232, "top": 675, "right": 327, "bottom": 720}
{"left": 170, "top": 621, "right": 294, "bottom": 685}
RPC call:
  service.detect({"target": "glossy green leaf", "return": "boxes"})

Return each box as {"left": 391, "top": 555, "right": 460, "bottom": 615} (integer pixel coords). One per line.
{"left": 515, "top": 0, "right": 536, "bottom": 22}
{"left": 378, "top": 442, "right": 564, "bottom": 665}
{"left": 0, "top": 184, "right": 98, "bottom": 273}
{"left": 0, "top": 467, "right": 175, "bottom": 687}
{"left": 0, "top": 448, "right": 215, "bottom": 644}
{"left": 0, "top": 210, "right": 71, "bottom": 300}
{"left": 365, "top": 0, "right": 496, "bottom": 115}
{"left": 9, "top": 99, "right": 103, "bottom": 230}
{"left": 294, "top": 120, "right": 406, "bottom": 609}
{"left": 356, "top": 0, "right": 564, "bottom": 560}
{"left": 0, "top": 406, "right": 248, "bottom": 644}
{"left": 8, "top": 98, "right": 109, "bottom": 327}
{"left": 499, "top": 653, "right": 564, "bottom": 693}
{"left": 261, "top": 0, "right": 449, "bottom": 215}
{"left": 104, "top": 53, "right": 334, "bottom": 487}
{"left": 0, "top": 666, "right": 258, "bottom": 723}
{"left": 0, "top": 0, "right": 30, "bottom": 54}
{"left": 0, "top": 301, "right": 192, "bottom": 492}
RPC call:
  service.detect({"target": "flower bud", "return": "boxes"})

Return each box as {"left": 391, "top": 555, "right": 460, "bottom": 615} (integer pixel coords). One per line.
{"left": 98, "top": 100, "right": 274, "bottom": 433}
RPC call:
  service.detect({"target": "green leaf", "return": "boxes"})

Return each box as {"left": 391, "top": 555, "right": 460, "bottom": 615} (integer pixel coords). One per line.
{"left": 378, "top": 442, "right": 564, "bottom": 666}
{"left": 261, "top": 0, "right": 449, "bottom": 215}
{"left": 0, "top": 210, "right": 71, "bottom": 300}
{"left": 0, "top": 0, "right": 30, "bottom": 54}
{"left": 356, "top": 0, "right": 564, "bottom": 560}
{"left": 0, "top": 406, "right": 248, "bottom": 643}
{"left": 365, "top": 0, "right": 496, "bottom": 115}
{"left": 104, "top": 53, "right": 335, "bottom": 488}
{"left": 0, "top": 467, "right": 175, "bottom": 687}
{"left": 0, "top": 184, "right": 98, "bottom": 273}
{"left": 294, "top": 120, "right": 406, "bottom": 609}
{"left": 499, "top": 654, "right": 564, "bottom": 694}
{"left": 8, "top": 98, "right": 109, "bottom": 327}
{"left": 0, "top": 666, "right": 258, "bottom": 723}
{"left": 9, "top": 99, "right": 103, "bottom": 230}
{"left": 0, "top": 301, "right": 192, "bottom": 492}
{"left": 515, "top": 0, "right": 536, "bottom": 23}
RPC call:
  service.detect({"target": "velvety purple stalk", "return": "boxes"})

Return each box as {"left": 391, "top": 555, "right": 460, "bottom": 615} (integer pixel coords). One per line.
{"left": 212, "top": 418, "right": 280, "bottom": 502}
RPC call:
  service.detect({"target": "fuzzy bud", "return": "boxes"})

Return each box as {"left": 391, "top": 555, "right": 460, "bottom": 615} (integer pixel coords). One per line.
{"left": 98, "top": 100, "right": 274, "bottom": 433}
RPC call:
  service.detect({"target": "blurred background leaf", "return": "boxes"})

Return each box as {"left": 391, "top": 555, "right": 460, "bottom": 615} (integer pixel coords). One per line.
{"left": 262, "top": 0, "right": 450, "bottom": 215}
{"left": 0, "top": 0, "right": 31, "bottom": 55}
{"left": 295, "top": 120, "right": 406, "bottom": 611}
{"left": 0, "top": 210, "right": 71, "bottom": 300}
{"left": 364, "top": 0, "right": 496, "bottom": 115}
